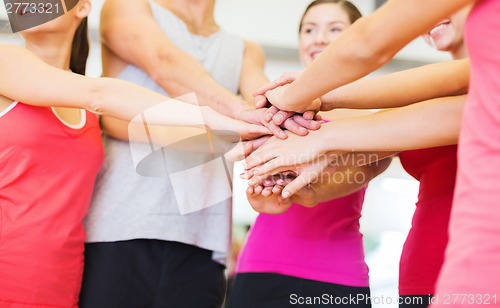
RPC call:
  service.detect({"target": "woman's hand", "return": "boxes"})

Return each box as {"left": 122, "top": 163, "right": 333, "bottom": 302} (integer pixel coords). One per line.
{"left": 247, "top": 174, "right": 319, "bottom": 214}
{"left": 204, "top": 107, "right": 270, "bottom": 140}
{"left": 253, "top": 72, "right": 322, "bottom": 113}
{"left": 246, "top": 183, "right": 293, "bottom": 214}
{"left": 253, "top": 72, "right": 302, "bottom": 98}
{"left": 241, "top": 131, "right": 336, "bottom": 199}
{"left": 242, "top": 129, "right": 328, "bottom": 177}
{"left": 237, "top": 106, "right": 321, "bottom": 140}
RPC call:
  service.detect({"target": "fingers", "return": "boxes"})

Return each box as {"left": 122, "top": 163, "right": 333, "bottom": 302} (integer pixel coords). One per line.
{"left": 243, "top": 148, "right": 269, "bottom": 171}
{"left": 246, "top": 185, "right": 256, "bottom": 195}
{"left": 238, "top": 125, "right": 271, "bottom": 142}
{"left": 250, "top": 155, "right": 296, "bottom": 178}
{"left": 302, "top": 110, "right": 315, "bottom": 120}
{"left": 254, "top": 94, "right": 269, "bottom": 109}
{"left": 248, "top": 124, "right": 271, "bottom": 136}
{"left": 271, "top": 185, "right": 283, "bottom": 195}
{"left": 261, "top": 186, "right": 273, "bottom": 197}
{"left": 251, "top": 135, "right": 272, "bottom": 151}
{"left": 247, "top": 164, "right": 295, "bottom": 186}
{"left": 282, "top": 118, "right": 309, "bottom": 136}
{"left": 263, "top": 106, "right": 279, "bottom": 123}
{"left": 253, "top": 72, "right": 300, "bottom": 96}
{"left": 254, "top": 185, "right": 264, "bottom": 195}
{"left": 272, "top": 110, "right": 294, "bottom": 126}
{"left": 262, "top": 119, "right": 288, "bottom": 140}
{"left": 292, "top": 114, "right": 321, "bottom": 131}
{"left": 247, "top": 172, "right": 274, "bottom": 187}
{"left": 281, "top": 172, "right": 317, "bottom": 199}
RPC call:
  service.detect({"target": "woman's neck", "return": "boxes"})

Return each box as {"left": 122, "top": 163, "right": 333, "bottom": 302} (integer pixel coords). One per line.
{"left": 157, "top": 0, "right": 219, "bottom": 36}
{"left": 24, "top": 33, "right": 73, "bottom": 70}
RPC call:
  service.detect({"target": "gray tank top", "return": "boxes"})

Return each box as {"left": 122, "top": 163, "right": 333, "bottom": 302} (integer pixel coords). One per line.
{"left": 84, "top": 0, "right": 244, "bottom": 264}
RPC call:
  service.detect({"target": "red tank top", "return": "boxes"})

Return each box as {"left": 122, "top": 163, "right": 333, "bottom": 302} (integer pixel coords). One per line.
{"left": 398, "top": 145, "right": 457, "bottom": 295}
{"left": 0, "top": 102, "right": 103, "bottom": 307}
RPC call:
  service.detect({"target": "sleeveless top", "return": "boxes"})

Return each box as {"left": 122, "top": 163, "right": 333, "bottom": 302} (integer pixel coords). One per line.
{"left": 84, "top": 0, "right": 244, "bottom": 263}
{"left": 399, "top": 146, "right": 457, "bottom": 295}
{"left": 237, "top": 188, "right": 370, "bottom": 287}
{"left": 0, "top": 102, "right": 103, "bottom": 306}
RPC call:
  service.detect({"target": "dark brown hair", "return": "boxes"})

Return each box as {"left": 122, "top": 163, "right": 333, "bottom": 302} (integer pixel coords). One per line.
{"left": 70, "top": 17, "right": 89, "bottom": 75}
{"left": 299, "top": 0, "right": 363, "bottom": 33}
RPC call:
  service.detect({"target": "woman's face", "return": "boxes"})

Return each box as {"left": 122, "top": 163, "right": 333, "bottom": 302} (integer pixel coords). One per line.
{"left": 299, "top": 3, "right": 352, "bottom": 67}
{"left": 423, "top": 7, "right": 470, "bottom": 53}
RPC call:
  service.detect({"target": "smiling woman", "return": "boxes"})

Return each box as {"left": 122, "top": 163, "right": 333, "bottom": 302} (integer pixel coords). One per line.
{"left": 299, "top": 1, "right": 354, "bottom": 65}
{"left": 226, "top": 2, "right": 391, "bottom": 308}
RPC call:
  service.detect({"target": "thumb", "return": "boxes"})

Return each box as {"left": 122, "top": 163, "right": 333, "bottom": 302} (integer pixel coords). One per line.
{"left": 281, "top": 171, "right": 317, "bottom": 199}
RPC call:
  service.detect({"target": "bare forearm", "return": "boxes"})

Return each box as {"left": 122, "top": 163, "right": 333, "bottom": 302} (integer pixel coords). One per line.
{"left": 100, "top": 0, "right": 250, "bottom": 118}
{"left": 321, "top": 59, "right": 470, "bottom": 110}
{"left": 92, "top": 77, "right": 209, "bottom": 126}
{"left": 149, "top": 50, "right": 251, "bottom": 117}
{"left": 298, "top": 157, "right": 392, "bottom": 204}
{"left": 102, "top": 117, "right": 206, "bottom": 145}
{"left": 317, "top": 95, "right": 465, "bottom": 153}
{"left": 282, "top": 0, "right": 472, "bottom": 111}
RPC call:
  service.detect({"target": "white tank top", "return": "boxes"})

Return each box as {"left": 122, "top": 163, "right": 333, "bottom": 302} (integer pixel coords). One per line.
{"left": 85, "top": 0, "right": 245, "bottom": 264}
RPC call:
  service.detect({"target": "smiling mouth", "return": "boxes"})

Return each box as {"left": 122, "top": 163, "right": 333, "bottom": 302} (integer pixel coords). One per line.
{"left": 429, "top": 21, "right": 451, "bottom": 37}
{"left": 310, "top": 51, "right": 323, "bottom": 60}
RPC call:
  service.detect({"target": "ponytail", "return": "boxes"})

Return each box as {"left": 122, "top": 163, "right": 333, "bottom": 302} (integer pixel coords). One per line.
{"left": 70, "top": 17, "right": 89, "bottom": 76}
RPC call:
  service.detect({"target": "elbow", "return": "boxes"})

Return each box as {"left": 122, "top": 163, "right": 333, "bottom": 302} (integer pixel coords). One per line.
{"left": 148, "top": 48, "right": 176, "bottom": 87}
{"left": 85, "top": 77, "right": 108, "bottom": 115}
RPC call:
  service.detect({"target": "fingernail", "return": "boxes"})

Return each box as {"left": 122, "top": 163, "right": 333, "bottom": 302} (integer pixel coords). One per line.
{"left": 282, "top": 191, "right": 291, "bottom": 198}
{"left": 264, "top": 113, "right": 273, "bottom": 122}
{"left": 275, "top": 115, "right": 283, "bottom": 123}
{"left": 240, "top": 172, "right": 248, "bottom": 179}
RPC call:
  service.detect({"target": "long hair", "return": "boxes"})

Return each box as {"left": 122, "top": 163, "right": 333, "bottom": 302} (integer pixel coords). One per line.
{"left": 70, "top": 17, "right": 89, "bottom": 75}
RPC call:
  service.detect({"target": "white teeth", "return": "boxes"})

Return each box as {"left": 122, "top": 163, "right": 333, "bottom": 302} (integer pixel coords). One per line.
{"left": 430, "top": 23, "right": 448, "bottom": 36}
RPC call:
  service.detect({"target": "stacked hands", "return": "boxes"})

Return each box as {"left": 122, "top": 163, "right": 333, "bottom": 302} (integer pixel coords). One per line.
{"left": 216, "top": 72, "right": 345, "bottom": 215}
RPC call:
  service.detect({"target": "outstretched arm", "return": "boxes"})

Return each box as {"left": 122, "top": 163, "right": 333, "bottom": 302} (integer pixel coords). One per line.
{"left": 0, "top": 44, "right": 269, "bottom": 139}
{"left": 247, "top": 158, "right": 392, "bottom": 214}
{"left": 100, "top": 0, "right": 304, "bottom": 139}
{"left": 100, "top": 0, "right": 251, "bottom": 119}
{"left": 244, "top": 94, "right": 465, "bottom": 198}
{"left": 321, "top": 58, "right": 470, "bottom": 110}
{"left": 264, "top": 0, "right": 474, "bottom": 112}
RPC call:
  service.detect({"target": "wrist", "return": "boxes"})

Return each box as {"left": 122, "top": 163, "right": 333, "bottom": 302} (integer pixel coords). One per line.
{"left": 283, "top": 85, "right": 321, "bottom": 113}
{"left": 201, "top": 106, "right": 218, "bottom": 129}
{"left": 312, "top": 126, "right": 334, "bottom": 155}
{"left": 319, "top": 91, "right": 338, "bottom": 111}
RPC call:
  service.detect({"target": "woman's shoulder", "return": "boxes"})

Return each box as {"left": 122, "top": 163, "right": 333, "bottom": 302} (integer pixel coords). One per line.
{"left": 0, "top": 44, "right": 32, "bottom": 60}
{"left": 0, "top": 43, "right": 24, "bottom": 52}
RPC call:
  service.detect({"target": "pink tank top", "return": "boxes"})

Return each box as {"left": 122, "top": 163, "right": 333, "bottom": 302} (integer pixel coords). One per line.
{"left": 432, "top": 0, "right": 500, "bottom": 304}
{"left": 236, "top": 188, "right": 369, "bottom": 287}
{"left": 0, "top": 102, "right": 103, "bottom": 307}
